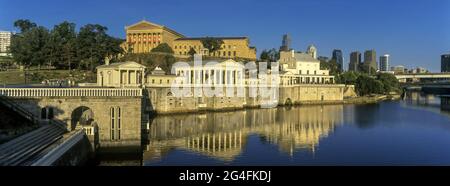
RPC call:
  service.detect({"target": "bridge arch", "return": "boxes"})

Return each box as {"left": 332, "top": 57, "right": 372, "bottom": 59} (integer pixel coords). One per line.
{"left": 71, "top": 106, "right": 95, "bottom": 131}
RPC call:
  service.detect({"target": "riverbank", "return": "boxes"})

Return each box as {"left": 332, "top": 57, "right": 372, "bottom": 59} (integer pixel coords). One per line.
{"left": 149, "top": 94, "right": 401, "bottom": 116}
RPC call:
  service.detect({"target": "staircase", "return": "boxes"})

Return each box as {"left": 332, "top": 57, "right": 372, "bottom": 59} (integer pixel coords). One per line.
{"left": 0, "top": 95, "right": 67, "bottom": 166}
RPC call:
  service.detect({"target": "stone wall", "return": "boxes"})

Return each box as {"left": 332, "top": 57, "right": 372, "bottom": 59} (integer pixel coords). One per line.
{"left": 146, "top": 84, "right": 345, "bottom": 113}
{"left": 10, "top": 97, "right": 142, "bottom": 146}
{"left": 278, "top": 85, "right": 344, "bottom": 105}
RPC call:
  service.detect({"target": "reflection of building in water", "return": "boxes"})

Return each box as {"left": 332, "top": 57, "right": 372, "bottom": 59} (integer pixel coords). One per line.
{"left": 143, "top": 105, "right": 343, "bottom": 161}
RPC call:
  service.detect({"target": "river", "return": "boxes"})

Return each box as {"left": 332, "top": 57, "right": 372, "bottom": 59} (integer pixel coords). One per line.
{"left": 95, "top": 95, "right": 450, "bottom": 166}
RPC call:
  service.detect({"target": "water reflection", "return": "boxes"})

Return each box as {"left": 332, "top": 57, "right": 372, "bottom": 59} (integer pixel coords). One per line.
{"left": 143, "top": 105, "right": 344, "bottom": 162}
{"left": 402, "top": 90, "right": 450, "bottom": 117}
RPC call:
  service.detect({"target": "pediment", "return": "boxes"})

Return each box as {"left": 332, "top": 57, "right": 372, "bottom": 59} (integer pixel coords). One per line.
{"left": 126, "top": 21, "right": 163, "bottom": 30}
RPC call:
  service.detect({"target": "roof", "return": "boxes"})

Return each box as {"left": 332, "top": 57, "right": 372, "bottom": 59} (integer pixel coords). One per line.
{"left": 294, "top": 52, "right": 319, "bottom": 62}
{"left": 96, "top": 61, "right": 147, "bottom": 69}
{"left": 175, "top": 37, "right": 248, "bottom": 41}
{"left": 177, "top": 59, "right": 245, "bottom": 67}
{"left": 125, "top": 20, "right": 185, "bottom": 37}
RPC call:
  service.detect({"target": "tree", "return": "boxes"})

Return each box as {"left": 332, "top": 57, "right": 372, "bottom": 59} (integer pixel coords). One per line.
{"left": 355, "top": 74, "right": 384, "bottom": 96}
{"left": 151, "top": 43, "right": 174, "bottom": 54}
{"left": 10, "top": 26, "right": 50, "bottom": 69}
{"left": 336, "top": 71, "right": 358, "bottom": 85}
{"left": 46, "top": 21, "right": 77, "bottom": 70}
{"left": 260, "top": 50, "right": 270, "bottom": 61}
{"left": 259, "top": 48, "right": 279, "bottom": 69}
{"left": 201, "top": 37, "right": 223, "bottom": 54}
{"left": 377, "top": 73, "right": 400, "bottom": 93}
{"left": 187, "top": 47, "right": 197, "bottom": 57}
{"left": 76, "top": 24, "right": 123, "bottom": 71}
{"left": 13, "top": 19, "right": 37, "bottom": 33}
{"left": 320, "top": 58, "right": 339, "bottom": 75}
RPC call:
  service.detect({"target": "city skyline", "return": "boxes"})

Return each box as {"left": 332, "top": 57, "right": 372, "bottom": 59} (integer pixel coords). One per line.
{"left": 1, "top": 0, "right": 449, "bottom": 71}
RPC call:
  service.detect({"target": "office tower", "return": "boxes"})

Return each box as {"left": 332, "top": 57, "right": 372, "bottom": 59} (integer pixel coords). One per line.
{"left": 332, "top": 49, "right": 344, "bottom": 73}
{"left": 349, "top": 51, "right": 361, "bottom": 72}
{"left": 364, "top": 49, "right": 377, "bottom": 74}
{"left": 379, "top": 54, "right": 389, "bottom": 72}
{"left": 442, "top": 54, "right": 450, "bottom": 72}
{"left": 279, "top": 34, "right": 291, "bottom": 51}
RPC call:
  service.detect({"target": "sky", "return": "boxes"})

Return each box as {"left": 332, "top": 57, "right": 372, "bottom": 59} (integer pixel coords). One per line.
{"left": 1, "top": 0, "right": 449, "bottom": 72}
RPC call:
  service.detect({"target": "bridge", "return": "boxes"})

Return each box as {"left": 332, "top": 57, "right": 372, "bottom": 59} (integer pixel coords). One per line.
{"left": 395, "top": 73, "right": 450, "bottom": 83}
{"left": 0, "top": 87, "right": 144, "bottom": 165}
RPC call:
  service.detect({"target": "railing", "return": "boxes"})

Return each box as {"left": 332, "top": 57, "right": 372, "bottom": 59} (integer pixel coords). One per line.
{"left": 82, "top": 126, "right": 95, "bottom": 136}
{"left": 0, "top": 88, "right": 143, "bottom": 97}
{"left": 31, "top": 129, "right": 85, "bottom": 166}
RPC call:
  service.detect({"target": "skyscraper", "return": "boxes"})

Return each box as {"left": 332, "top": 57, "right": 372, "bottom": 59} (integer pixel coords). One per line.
{"left": 332, "top": 49, "right": 344, "bottom": 73}
{"left": 349, "top": 51, "right": 361, "bottom": 72}
{"left": 379, "top": 54, "right": 390, "bottom": 72}
{"left": 364, "top": 49, "right": 377, "bottom": 74}
{"left": 280, "top": 34, "right": 291, "bottom": 51}
{"left": 442, "top": 54, "right": 450, "bottom": 72}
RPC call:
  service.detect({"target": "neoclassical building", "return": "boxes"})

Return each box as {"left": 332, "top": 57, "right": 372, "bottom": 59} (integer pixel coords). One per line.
{"left": 122, "top": 20, "right": 184, "bottom": 54}
{"left": 121, "top": 20, "right": 257, "bottom": 60}
{"left": 278, "top": 49, "right": 334, "bottom": 85}
{"left": 96, "top": 61, "right": 147, "bottom": 88}
{"left": 173, "top": 37, "right": 257, "bottom": 60}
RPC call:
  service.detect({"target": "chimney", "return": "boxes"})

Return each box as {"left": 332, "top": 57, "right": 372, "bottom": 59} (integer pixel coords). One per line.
{"left": 291, "top": 50, "right": 295, "bottom": 58}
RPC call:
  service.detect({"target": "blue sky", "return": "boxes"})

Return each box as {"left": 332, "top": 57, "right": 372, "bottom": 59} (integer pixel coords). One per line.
{"left": 1, "top": 0, "right": 449, "bottom": 72}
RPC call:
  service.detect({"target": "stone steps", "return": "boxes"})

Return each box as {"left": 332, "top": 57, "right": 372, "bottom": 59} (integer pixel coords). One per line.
{"left": 0, "top": 124, "right": 66, "bottom": 166}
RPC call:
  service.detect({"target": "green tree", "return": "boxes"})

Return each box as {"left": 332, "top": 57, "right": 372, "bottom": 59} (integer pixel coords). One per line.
{"left": 13, "top": 19, "right": 37, "bottom": 33}
{"left": 320, "top": 58, "right": 339, "bottom": 75}
{"left": 201, "top": 37, "right": 223, "bottom": 54}
{"left": 336, "top": 71, "right": 358, "bottom": 84}
{"left": 10, "top": 26, "right": 50, "bottom": 69}
{"left": 355, "top": 74, "right": 384, "bottom": 96}
{"left": 187, "top": 47, "right": 197, "bottom": 57}
{"left": 151, "top": 43, "right": 174, "bottom": 54}
{"left": 377, "top": 73, "right": 400, "bottom": 93}
{"left": 259, "top": 50, "right": 270, "bottom": 61}
{"left": 47, "top": 21, "right": 77, "bottom": 70}
{"left": 76, "top": 24, "right": 123, "bottom": 71}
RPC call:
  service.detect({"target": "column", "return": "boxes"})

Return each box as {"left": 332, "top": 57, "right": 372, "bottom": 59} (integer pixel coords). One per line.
{"left": 125, "top": 70, "right": 130, "bottom": 85}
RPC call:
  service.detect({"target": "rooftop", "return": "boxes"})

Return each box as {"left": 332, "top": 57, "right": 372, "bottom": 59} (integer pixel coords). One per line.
{"left": 175, "top": 37, "right": 248, "bottom": 41}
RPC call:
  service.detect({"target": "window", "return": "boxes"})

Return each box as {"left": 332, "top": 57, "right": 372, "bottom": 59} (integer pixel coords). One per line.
{"left": 223, "top": 51, "right": 226, "bottom": 56}
{"left": 41, "top": 107, "right": 54, "bottom": 120}
{"left": 110, "top": 107, "right": 121, "bottom": 141}
{"left": 41, "top": 108, "right": 47, "bottom": 119}
{"left": 152, "top": 79, "right": 155, "bottom": 84}
{"left": 160, "top": 79, "right": 162, "bottom": 84}
{"left": 174, "top": 45, "right": 177, "bottom": 49}
{"left": 307, "top": 70, "right": 309, "bottom": 75}
{"left": 314, "top": 71, "right": 317, "bottom": 75}
{"left": 228, "top": 51, "right": 231, "bottom": 56}
{"left": 110, "top": 107, "right": 115, "bottom": 140}
{"left": 48, "top": 108, "right": 54, "bottom": 119}
{"left": 233, "top": 51, "right": 236, "bottom": 56}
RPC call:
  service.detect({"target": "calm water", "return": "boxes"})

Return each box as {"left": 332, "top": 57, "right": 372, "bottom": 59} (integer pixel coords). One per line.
{"left": 97, "top": 95, "right": 450, "bottom": 166}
